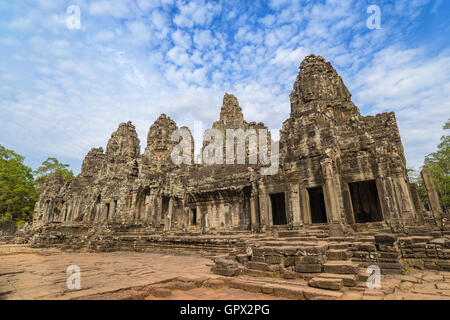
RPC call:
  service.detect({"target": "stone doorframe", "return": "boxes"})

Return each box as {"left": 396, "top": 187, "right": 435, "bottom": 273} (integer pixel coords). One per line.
{"left": 262, "top": 184, "right": 290, "bottom": 228}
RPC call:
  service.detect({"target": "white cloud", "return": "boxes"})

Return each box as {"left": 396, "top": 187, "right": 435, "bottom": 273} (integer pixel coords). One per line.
{"left": 166, "top": 46, "right": 190, "bottom": 66}
{"left": 351, "top": 47, "right": 450, "bottom": 169}
{"left": 0, "top": 0, "right": 447, "bottom": 174}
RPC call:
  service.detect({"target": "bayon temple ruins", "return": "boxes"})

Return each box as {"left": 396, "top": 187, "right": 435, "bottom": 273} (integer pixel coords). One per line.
{"left": 28, "top": 55, "right": 450, "bottom": 278}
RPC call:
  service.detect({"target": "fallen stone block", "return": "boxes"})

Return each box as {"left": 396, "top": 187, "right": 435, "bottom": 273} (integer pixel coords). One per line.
{"left": 327, "top": 249, "right": 351, "bottom": 260}
{"left": 323, "top": 261, "right": 359, "bottom": 274}
{"left": 308, "top": 277, "right": 343, "bottom": 290}
{"left": 245, "top": 261, "right": 270, "bottom": 271}
{"left": 374, "top": 233, "right": 398, "bottom": 245}
{"left": 296, "top": 255, "right": 325, "bottom": 264}
{"left": 317, "top": 273, "right": 358, "bottom": 287}
{"left": 265, "top": 255, "right": 283, "bottom": 265}
{"left": 357, "top": 242, "right": 377, "bottom": 252}
{"left": 235, "top": 254, "right": 249, "bottom": 264}
{"left": 294, "top": 262, "right": 322, "bottom": 273}
{"left": 215, "top": 258, "right": 237, "bottom": 269}
{"left": 211, "top": 266, "right": 240, "bottom": 277}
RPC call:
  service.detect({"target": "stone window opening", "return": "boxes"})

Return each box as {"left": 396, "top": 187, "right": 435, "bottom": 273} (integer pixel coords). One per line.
{"left": 348, "top": 180, "right": 382, "bottom": 223}
{"left": 270, "top": 193, "right": 287, "bottom": 225}
{"left": 308, "top": 187, "right": 327, "bottom": 223}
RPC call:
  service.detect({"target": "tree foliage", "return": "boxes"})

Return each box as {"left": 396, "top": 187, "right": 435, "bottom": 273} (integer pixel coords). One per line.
{"left": 33, "top": 157, "right": 75, "bottom": 193}
{"left": 421, "top": 119, "right": 450, "bottom": 211}
{"left": 0, "top": 145, "right": 37, "bottom": 225}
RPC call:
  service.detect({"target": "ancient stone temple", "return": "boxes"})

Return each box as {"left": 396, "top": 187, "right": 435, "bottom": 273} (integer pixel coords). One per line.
{"left": 32, "top": 54, "right": 437, "bottom": 240}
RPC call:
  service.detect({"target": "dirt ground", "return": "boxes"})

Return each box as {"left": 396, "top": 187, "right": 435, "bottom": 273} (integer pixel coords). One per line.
{"left": 2, "top": 244, "right": 450, "bottom": 300}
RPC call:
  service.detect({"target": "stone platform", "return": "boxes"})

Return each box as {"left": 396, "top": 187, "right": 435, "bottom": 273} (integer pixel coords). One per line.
{"left": 2, "top": 244, "right": 450, "bottom": 300}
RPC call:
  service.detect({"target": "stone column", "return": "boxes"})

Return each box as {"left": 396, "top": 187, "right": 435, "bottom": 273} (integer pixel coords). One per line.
{"left": 421, "top": 170, "right": 443, "bottom": 221}
{"left": 110, "top": 200, "right": 116, "bottom": 221}
{"left": 196, "top": 204, "right": 201, "bottom": 227}
{"left": 392, "top": 173, "right": 417, "bottom": 224}
{"left": 320, "top": 158, "right": 341, "bottom": 223}
{"left": 156, "top": 196, "right": 163, "bottom": 226}
{"left": 250, "top": 196, "right": 259, "bottom": 232}
{"left": 289, "top": 183, "right": 302, "bottom": 227}
{"left": 257, "top": 180, "right": 268, "bottom": 231}
{"left": 299, "top": 186, "right": 311, "bottom": 225}
{"left": 409, "top": 183, "right": 425, "bottom": 224}
{"left": 341, "top": 183, "right": 356, "bottom": 225}
{"left": 165, "top": 197, "right": 173, "bottom": 231}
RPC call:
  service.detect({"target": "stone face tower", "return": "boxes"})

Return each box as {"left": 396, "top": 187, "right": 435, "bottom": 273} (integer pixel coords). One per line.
{"left": 279, "top": 54, "right": 416, "bottom": 228}
{"left": 32, "top": 54, "right": 421, "bottom": 240}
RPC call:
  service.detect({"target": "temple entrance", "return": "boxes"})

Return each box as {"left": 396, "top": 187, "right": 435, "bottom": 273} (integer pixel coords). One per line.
{"left": 270, "top": 193, "right": 287, "bottom": 225}
{"left": 308, "top": 187, "right": 327, "bottom": 223}
{"left": 161, "top": 196, "right": 170, "bottom": 219}
{"left": 349, "top": 180, "right": 382, "bottom": 223}
{"left": 191, "top": 208, "right": 197, "bottom": 226}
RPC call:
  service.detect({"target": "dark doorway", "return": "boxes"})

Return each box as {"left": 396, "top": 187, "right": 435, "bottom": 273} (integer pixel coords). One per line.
{"left": 162, "top": 196, "right": 170, "bottom": 219}
{"left": 191, "top": 208, "right": 197, "bottom": 226}
{"left": 106, "top": 203, "right": 110, "bottom": 219}
{"left": 308, "top": 187, "right": 327, "bottom": 223}
{"left": 349, "top": 180, "right": 382, "bottom": 223}
{"left": 270, "top": 193, "right": 287, "bottom": 225}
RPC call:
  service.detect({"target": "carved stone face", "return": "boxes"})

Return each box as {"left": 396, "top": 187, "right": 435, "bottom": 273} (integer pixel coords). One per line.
{"left": 145, "top": 114, "right": 178, "bottom": 163}
{"left": 151, "top": 126, "right": 169, "bottom": 151}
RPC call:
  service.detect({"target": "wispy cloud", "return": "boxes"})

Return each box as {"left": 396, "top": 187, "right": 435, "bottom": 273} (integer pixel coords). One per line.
{"left": 0, "top": 0, "right": 448, "bottom": 173}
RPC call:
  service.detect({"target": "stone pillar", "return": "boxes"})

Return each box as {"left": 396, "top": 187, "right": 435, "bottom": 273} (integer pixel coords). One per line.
{"left": 164, "top": 197, "right": 174, "bottom": 231}
{"left": 320, "top": 158, "right": 341, "bottom": 223}
{"left": 110, "top": 200, "right": 116, "bottom": 221}
{"left": 289, "top": 183, "right": 302, "bottom": 227}
{"left": 156, "top": 196, "right": 163, "bottom": 226}
{"left": 421, "top": 170, "right": 443, "bottom": 221}
{"left": 299, "top": 187, "right": 311, "bottom": 225}
{"left": 409, "top": 183, "right": 425, "bottom": 224}
{"left": 257, "top": 180, "right": 268, "bottom": 231}
{"left": 201, "top": 205, "right": 209, "bottom": 233}
{"left": 250, "top": 196, "right": 259, "bottom": 232}
{"left": 341, "top": 183, "right": 356, "bottom": 225}
{"left": 393, "top": 173, "right": 417, "bottom": 224}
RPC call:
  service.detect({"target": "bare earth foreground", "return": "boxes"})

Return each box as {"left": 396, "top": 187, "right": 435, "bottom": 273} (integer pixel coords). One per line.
{"left": 1, "top": 244, "right": 450, "bottom": 300}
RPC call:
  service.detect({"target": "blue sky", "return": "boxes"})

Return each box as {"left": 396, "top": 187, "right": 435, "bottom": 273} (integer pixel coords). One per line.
{"left": 0, "top": 0, "right": 449, "bottom": 174}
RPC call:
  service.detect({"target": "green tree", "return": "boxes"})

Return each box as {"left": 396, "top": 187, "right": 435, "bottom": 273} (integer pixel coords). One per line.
{"left": 0, "top": 145, "right": 37, "bottom": 225}
{"left": 33, "top": 157, "right": 75, "bottom": 192}
{"left": 421, "top": 119, "right": 449, "bottom": 211}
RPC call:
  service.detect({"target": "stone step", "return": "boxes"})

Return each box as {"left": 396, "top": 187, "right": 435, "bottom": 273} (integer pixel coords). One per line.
{"left": 228, "top": 278, "right": 343, "bottom": 300}
{"left": 326, "top": 249, "right": 352, "bottom": 261}
{"left": 308, "top": 277, "right": 343, "bottom": 291}
{"left": 359, "top": 261, "right": 403, "bottom": 274}
{"left": 315, "top": 273, "right": 358, "bottom": 287}
{"left": 357, "top": 268, "right": 370, "bottom": 282}
{"left": 323, "top": 261, "right": 360, "bottom": 274}
{"left": 328, "top": 242, "right": 354, "bottom": 250}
